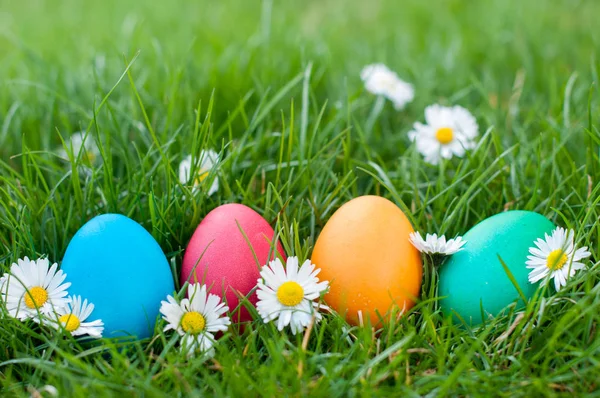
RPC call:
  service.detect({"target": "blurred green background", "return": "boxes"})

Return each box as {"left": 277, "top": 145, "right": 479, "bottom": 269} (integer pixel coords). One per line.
{"left": 1, "top": 0, "right": 598, "bottom": 156}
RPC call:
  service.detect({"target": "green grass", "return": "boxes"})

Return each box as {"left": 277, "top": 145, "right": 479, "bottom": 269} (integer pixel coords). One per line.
{"left": 1, "top": 0, "right": 600, "bottom": 395}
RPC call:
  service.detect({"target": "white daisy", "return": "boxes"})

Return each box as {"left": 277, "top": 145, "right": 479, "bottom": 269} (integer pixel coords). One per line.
{"left": 526, "top": 227, "right": 591, "bottom": 291}
{"left": 159, "top": 283, "right": 230, "bottom": 357}
{"left": 4, "top": 257, "right": 71, "bottom": 320}
{"left": 178, "top": 150, "right": 219, "bottom": 196}
{"left": 408, "top": 104, "right": 478, "bottom": 165}
{"left": 360, "top": 63, "right": 415, "bottom": 110}
{"left": 409, "top": 232, "right": 467, "bottom": 256}
{"left": 44, "top": 295, "right": 104, "bottom": 338}
{"left": 58, "top": 132, "right": 100, "bottom": 164}
{"left": 256, "top": 257, "right": 329, "bottom": 335}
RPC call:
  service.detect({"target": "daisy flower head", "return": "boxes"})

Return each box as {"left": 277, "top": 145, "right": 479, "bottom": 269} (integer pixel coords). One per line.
{"left": 45, "top": 295, "right": 104, "bottom": 338}
{"left": 256, "top": 257, "right": 329, "bottom": 335}
{"left": 178, "top": 150, "right": 219, "bottom": 196}
{"left": 409, "top": 232, "right": 467, "bottom": 256}
{"left": 58, "top": 132, "right": 100, "bottom": 164}
{"left": 160, "top": 283, "right": 230, "bottom": 358}
{"left": 360, "top": 63, "right": 415, "bottom": 110}
{"left": 4, "top": 257, "right": 71, "bottom": 320}
{"left": 408, "top": 104, "right": 478, "bottom": 165}
{"left": 526, "top": 227, "right": 591, "bottom": 291}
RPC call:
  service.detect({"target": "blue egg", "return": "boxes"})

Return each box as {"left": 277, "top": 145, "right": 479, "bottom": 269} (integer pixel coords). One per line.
{"left": 61, "top": 214, "right": 175, "bottom": 339}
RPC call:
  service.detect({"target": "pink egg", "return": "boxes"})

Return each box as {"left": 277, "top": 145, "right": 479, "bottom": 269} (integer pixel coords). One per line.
{"left": 181, "top": 204, "right": 286, "bottom": 322}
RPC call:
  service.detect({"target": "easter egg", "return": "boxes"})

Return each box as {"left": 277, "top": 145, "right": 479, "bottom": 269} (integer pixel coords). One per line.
{"left": 61, "top": 214, "right": 175, "bottom": 339}
{"left": 181, "top": 204, "right": 286, "bottom": 323}
{"left": 438, "top": 210, "right": 555, "bottom": 325}
{"left": 311, "top": 196, "right": 422, "bottom": 326}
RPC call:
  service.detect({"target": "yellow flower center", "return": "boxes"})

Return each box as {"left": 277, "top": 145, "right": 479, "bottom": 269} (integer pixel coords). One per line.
{"left": 435, "top": 127, "right": 454, "bottom": 145}
{"left": 546, "top": 249, "right": 568, "bottom": 270}
{"left": 59, "top": 314, "right": 81, "bottom": 332}
{"left": 276, "top": 281, "right": 304, "bottom": 307}
{"left": 86, "top": 153, "right": 96, "bottom": 163}
{"left": 382, "top": 76, "right": 398, "bottom": 90}
{"left": 194, "top": 168, "right": 209, "bottom": 185}
{"left": 24, "top": 286, "right": 49, "bottom": 309}
{"left": 181, "top": 311, "right": 206, "bottom": 335}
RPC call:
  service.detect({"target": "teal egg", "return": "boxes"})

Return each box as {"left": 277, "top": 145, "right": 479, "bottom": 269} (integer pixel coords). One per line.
{"left": 438, "top": 211, "right": 555, "bottom": 325}
{"left": 61, "top": 214, "right": 175, "bottom": 339}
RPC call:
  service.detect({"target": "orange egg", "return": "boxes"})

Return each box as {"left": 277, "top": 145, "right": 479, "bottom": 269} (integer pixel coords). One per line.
{"left": 311, "top": 196, "right": 422, "bottom": 326}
